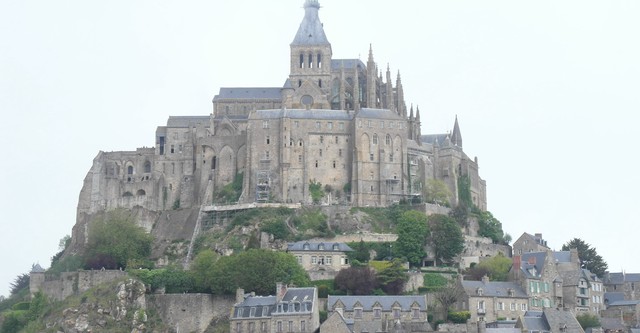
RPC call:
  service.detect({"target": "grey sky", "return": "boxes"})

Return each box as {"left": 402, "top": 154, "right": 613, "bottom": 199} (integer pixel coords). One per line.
{"left": 1, "top": 0, "right": 639, "bottom": 297}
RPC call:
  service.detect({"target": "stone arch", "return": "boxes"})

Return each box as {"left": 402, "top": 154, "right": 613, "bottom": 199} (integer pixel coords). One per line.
{"left": 202, "top": 145, "right": 216, "bottom": 169}
{"left": 218, "top": 145, "right": 236, "bottom": 184}
{"left": 136, "top": 189, "right": 146, "bottom": 196}
{"left": 360, "top": 133, "right": 371, "bottom": 161}
{"left": 127, "top": 164, "right": 134, "bottom": 175}
{"left": 122, "top": 191, "right": 133, "bottom": 197}
{"left": 144, "top": 161, "right": 151, "bottom": 173}
{"left": 219, "top": 125, "right": 233, "bottom": 136}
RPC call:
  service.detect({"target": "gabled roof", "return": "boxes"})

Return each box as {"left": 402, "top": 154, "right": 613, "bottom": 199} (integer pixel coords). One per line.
{"left": 331, "top": 59, "right": 365, "bottom": 71}
{"left": 167, "top": 116, "right": 210, "bottom": 128}
{"left": 287, "top": 241, "right": 353, "bottom": 252}
{"left": 600, "top": 317, "right": 626, "bottom": 331}
{"left": 519, "top": 252, "right": 548, "bottom": 279}
{"left": 31, "top": 263, "right": 45, "bottom": 273}
{"left": 552, "top": 251, "right": 572, "bottom": 263}
{"left": 234, "top": 287, "right": 316, "bottom": 319}
{"left": 461, "top": 280, "right": 528, "bottom": 298}
{"left": 356, "top": 108, "right": 405, "bottom": 120}
{"left": 608, "top": 299, "right": 640, "bottom": 307}
{"left": 606, "top": 272, "right": 640, "bottom": 284}
{"left": 541, "top": 308, "right": 584, "bottom": 333}
{"left": 327, "top": 295, "right": 426, "bottom": 311}
{"left": 213, "top": 87, "right": 283, "bottom": 101}
{"left": 292, "top": 0, "right": 329, "bottom": 46}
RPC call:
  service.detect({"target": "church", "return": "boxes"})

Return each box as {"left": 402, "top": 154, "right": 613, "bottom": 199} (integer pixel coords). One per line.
{"left": 76, "top": 0, "right": 486, "bottom": 216}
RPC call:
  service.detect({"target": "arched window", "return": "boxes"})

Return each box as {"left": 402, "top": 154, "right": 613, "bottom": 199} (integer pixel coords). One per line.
{"left": 308, "top": 53, "right": 313, "bottom": 68}
{"left": 317, "top": 53, "right": 322, "bottom": 68}
{"left": 300, "top": 53, "right": 304, "bottom": 68}
{"left": 122, "top": 191, "right": 133, "bottom": 197}
{"left": 144, "top": 161, "right": 151, "bottom": 173}
{"left": 318, "top": 79, "right": 322, "bottom": 88}
{"left": 373, "top": 134, "right": 378, "bottom": 145}
{"left": 136, "top": 189, "right": 146, "bottom": 196}
{"left": 127, "top": 165, "right": 134, "bottom": 175}
{"left": 212, "top": 156, "right": 217, "bottom": 170}
{"left": 386, "top": 134, "right": 391, "bottom": 145}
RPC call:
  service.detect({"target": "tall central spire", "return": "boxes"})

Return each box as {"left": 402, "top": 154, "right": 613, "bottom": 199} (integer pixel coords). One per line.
{"left": 292, "top": 0, "right": 329, "bottom": 45}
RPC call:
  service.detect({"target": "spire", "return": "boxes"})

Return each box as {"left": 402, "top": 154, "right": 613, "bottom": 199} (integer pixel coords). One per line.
{"left": 368, "top": 44, "right": 374, "bottom": 62}
{"left": 385, "top": 64, "right": 394, "bottom": 111}
{"left": 409, "top": 104, "right": 414, "bottom": 119}
{"left": 416, "top": 105, "right": 421, "bottom": 121}
{"left": 292, "top": 0, "right": 329, "bottom": 45}
{"left": 451, "top": 115, "right": 462, "bottom": 147}
{"left": 367, "top": 44, "right": 376, "bottom": 108}
{"left": 396, "top": 70, "right": 406, "bottom": 116}
{"left": 354, "top": 66, "right": 360, "bottom": 111}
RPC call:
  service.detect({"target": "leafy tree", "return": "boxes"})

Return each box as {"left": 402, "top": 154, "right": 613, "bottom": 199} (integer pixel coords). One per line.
{"left": 395, "top": 210, "right": 429, "bottom": 266}
{"left": 9, "top": 273, "right": 30, "bottom": 296}
{"left": 209, "top": 249, "right": 309, "bottom": 295}
{"left": 449, "top": 204, "right": 469, "bottom": 227}
{"left": 434, "top": 280, "right": 464, "bottom": 314}
{"left": 465, "top": 254, "right": 512, "bottom": 281}
{"left": 190, "top": 249, "right": 218, "bottom": 293}
{"left": 424, "top": 179, "right": 451, "bottom": 205}
{"left": 576, "top": 313, "right": 600, "bottom": 329}
{"left": 309, "top": 180, "right": 324, "bottom": 204}
{"left": 261, "top": 218, "right": 290, "bottom": 240}
{"left": 352, "top": 240, "right": 370, "bottom": 263}
{"left": 334, "top": 266, "right": 378, "bottom": 295}
{"left": 84, "top": 209, "right": 153, "bottom": 269}
{"left": 376, "top": 259, "right": 408, "bottom": 295}
{"left": 562, "top": 238, "right": 608, "bottom": 277}
{"left": 476, "top": 211, "right": 504, "bottom": 244}
{"left": 429, "top": 214, "right": 464, "bottom": 265}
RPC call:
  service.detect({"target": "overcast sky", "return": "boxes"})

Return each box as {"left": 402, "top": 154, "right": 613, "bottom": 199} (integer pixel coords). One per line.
{"left": 1, "top": 0, "right": 639, "bottom": 297}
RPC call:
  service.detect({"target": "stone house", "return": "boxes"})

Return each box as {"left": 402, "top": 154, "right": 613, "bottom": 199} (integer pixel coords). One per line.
{"left": 456, "top": 276, "right": 529, "bottom": 322}
{"left": 287, "top": 241, "right": 353, "bottom": 281}
{"left": 511, "top": 250, "right": 564, "bottom": 310}
{"left": 512, "top": 232, "right": 549, "bottom": 256}
{"left": 322, "top": 295, "right": 430, "bottom": 333}
{"left": 604, "top": 272, "right": 640, "bottom": 301}
{"left": 516, "top": 308, "right": 585, "bottom": 333}
{"left": 558, "top": 268, "right": 604, "bottom": 314}
{"left": 230, "top": 283, "right": 319, "bottom": 333}
{"left": 601, "top": 300, "right": 640, "bottom": 329}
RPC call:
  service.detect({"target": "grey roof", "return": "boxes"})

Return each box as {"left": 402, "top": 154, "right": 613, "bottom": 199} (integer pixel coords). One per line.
{"left": 559, "top": 269, "right": 591, "bottom": 286}
{"left": 327, "top": 295, "right": 427, "bottom": 311}
{"left": 604, "top": 292, "right": 625, "bottom": 304}
{"left": 420, "top": 134, "right": 449, "bottom": 146}
{"left": 552, "top": 251, "right": 572, "bottom": 263}
{"left": 600, "top": 317, "right": 625, "bottom": 330}
{"left": 292, "top": 1, "right": 329, "bottom": 45}
{"left": 608, "top": 299, "right": 640, "bottom": 306}
{"left": 213, "top": 87, "right": 282, "bottom": 101}
{"left": 166, "top": 116, "right": 210, "bottom": 128}
{"left": 281, "top": 287, "right": 315, "bottom": 303}
{"left": 540, "top": 308, "right": 584, "bottom": 333}
{"left": 252, "top": 109, "right": 354, "bottom": 120}
{"left": 606, "top": 272, "right": 640, "bottom": 284}
{"left": 31, "top": 263, "right": 45, "bottom": 273}
{"left": 461, "top": 280, "right": 528, "bottom": 298}
{"left": 332, "top": 59, "right": 365, "bottom": 71}
{"left": 519, "top": 252, "right": 548, "bottom": 279}
{"left": 356, "top": 108, "right": 405, "bottom": 120}
{"left": 234, "top": 287, "right": 315, "bottom": 319}
{"left": 287, "top": 241, "right": 353, "bottom": 252}
{"left": 522, "top": 311, "right": 550, "bottom": 332}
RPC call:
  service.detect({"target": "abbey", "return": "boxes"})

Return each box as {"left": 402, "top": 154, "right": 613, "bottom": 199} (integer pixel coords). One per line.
{"left": 77, "top": 0, "right": 486, "bottom": 215}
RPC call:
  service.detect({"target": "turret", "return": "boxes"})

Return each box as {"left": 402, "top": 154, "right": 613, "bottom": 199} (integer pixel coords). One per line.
{"left": 396, "top": 71, "right": 406, "bottom": 116}
{"left": 366, "top": 44, "right": 377, "bottom": 108}
{"left": 451, "top": 115, "right": 462, "bottom": 148}
{"left": 385, "top": 64, "right": 395, "bottom": 112}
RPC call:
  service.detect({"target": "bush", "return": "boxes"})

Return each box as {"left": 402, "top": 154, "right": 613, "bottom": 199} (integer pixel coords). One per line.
{"left": 448, "top": 311, "right": 470, "bottom": 324}
{"left": 11, "top": 302, "right": 30, "bottom": 311}
{"left": 423, "top": 273, "right": 449, "bottom": 291}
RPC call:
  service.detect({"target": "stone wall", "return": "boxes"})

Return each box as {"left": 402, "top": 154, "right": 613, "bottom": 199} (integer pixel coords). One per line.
{"left": 31, "top": 270, "right": 127, "bottom": 301}
{"left": 148, "top": 294, "right": 235, "bottom": 333}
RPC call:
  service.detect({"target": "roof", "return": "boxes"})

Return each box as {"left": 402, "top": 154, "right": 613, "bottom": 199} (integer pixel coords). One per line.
{"left": 166, "top": 116, "right": 210, "bottom": 128}
{"left": 606, "top": 272, "right": 640, "bottom": 284}
{"left": 420, "top": 134, "right": 450, "bottom": 147}
{"left": 292, "top": 0, "right": 329, "bottom": 45}
{"left": 213, "top": 87, "right": 282, "bottom": 101}
{"left": 519, "top": 252, "right": 548, "bottom": 279}
{"left": 541, "top": 308, "right": 584, "bottom": 333}
{"left": 461, "top": 280, "right": 528, "bottom": 298}
{"left": 234, "top": 287, "right": 316, "bottom": 319}
{"left": 251, "top": 109, "right": 354, "bottom": 120}
{"left": 521, "top": 311, "right": 550, "bottom": 332}
{"left": 31, "top": 263, "right": 45, "bottom": 273}
{"left": 604, "top": 292, "right": 625, "bottom": 304}
{"left": 327, "top": 295, "right": 427, "bottom": 311}
{"left": 356, "top": 108, "right": 405, "bottom": 120}
{"left": 331, "top": 59, "right": 365, "bottom": 71}
{"left": 287, "top": 241, "right": 353, "bottom": 252}
{"left": 600, "top": 317, "right": 625, "bottom": 331}
{"left": 552, "top": 251, "right": 572, "bottom": 263}
{"left": 608, "top": 299, "right": 640, "bottom": 307}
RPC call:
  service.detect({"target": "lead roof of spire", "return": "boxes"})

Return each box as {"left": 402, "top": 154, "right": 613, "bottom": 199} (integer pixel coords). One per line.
{"left": 292, "top": 0, "right": 329, "bottom": 45}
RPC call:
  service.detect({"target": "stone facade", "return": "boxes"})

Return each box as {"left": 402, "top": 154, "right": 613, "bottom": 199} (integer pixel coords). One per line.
{"left": 30, "top": 269, "right": 127, "bottom": 302}
{"left": 287, "top": 241, "right": 353, "bottom": 281}
{"left": 74, "top": 0, "right": 486, "bottom": 227}
{"left": 512, "top": 232, "right": 549, "bottom": 256}
{"left": 457, "top": 276, "right": 530, "bottom": 323}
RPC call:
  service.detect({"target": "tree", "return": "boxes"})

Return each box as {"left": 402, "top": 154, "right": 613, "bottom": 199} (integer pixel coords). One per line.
{"left": 476, "top": 211, "right": 504, "bottom": 244}
{"left": 395, "top": 210, "right": 429, "bottom": 266}
{"left": 190, "top": 249, "right": 218, "bottom": 293}
{"left": 9, "top": 273, "right": 30, "bottom": 296}
{"left": 424, "top": 179, "right": 451, "bottom": 205}
{"left": 465, "top": 254, "right": 512, "bottom": 281}
{"left": 434, "top": 280, "right": 464, "bottom": 314}
{"left": 576, "top": 313, "right": 600, "bottom": 329}
{"left": 352, "top": 240, "right": 370, "bottom": 263}
{"left": 334, "top": 266, "right": 378, "bottom": 295}
{"left": 429, "top": 214, "right": 464, "bottom": 265}
{"left": 376, "top": 259, "right": 408, "bottom": 295}
{"left": 85, "top": 209, "right": 153, "bottom": 269}
{"left": 209, "top": 249, "right": 309, "bottom": 295}
{"left": 562, "top": 238, "right": 608, "bottom": 277}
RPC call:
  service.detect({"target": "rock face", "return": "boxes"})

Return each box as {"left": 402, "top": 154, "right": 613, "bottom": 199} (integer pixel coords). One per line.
{"left": 43, "top": 279, "right": 169, "bottom": 333}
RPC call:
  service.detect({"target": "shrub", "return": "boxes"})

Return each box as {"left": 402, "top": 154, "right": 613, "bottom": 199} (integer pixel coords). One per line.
{"left": 448, "top": 311, "right": 470, "bottom": 324}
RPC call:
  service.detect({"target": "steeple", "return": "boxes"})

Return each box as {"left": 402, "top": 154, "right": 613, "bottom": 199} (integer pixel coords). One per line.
{"left": 292, "top": 0, "right": 329, "bottom": 46}
{"left": 451, "top": 115, "right": 462, "bottom": 147}
{"left": 366, "top": 44, "right": 377, "bottom": 108}
{"left": 396, "top": 71, "right": 406, "bottom": 116}
{"left": 385, "top": 64, "right": 394, "bottom": 112}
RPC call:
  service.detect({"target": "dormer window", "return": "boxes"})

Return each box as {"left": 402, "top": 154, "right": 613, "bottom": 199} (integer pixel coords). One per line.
{"left": 303, "top": 243, "right": 310, "bottom": 250}
{"left": 318, "top": 243, "right": 325, "bottom": 250}
{"left": 477, "top": 288, "right": 484, "bottom": 296}
{"left": 354, "top": 307, "right": 363, "bottom": 319}
{"left": 333, "top": 243, "right": 339, "bottom": 251}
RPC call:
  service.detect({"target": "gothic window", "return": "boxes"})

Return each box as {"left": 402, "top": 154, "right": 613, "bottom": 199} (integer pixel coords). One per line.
{"left": 308, "top": 53, "right": 313, "bottom": 68}
{"left": 144, "top": 161, "right": 151, "bottom": 173}
{"left": 127, "top": 166, "right": 134, "bottom": 175}
{"left": 386, "top": 134, "right": 391, "bottom": 145}
{"left": 137, "top": 189, "right": 146, "bottom": 196}
{"left": 300, "top": 53, "right": 304, "bottom": 68}
{"left": 373, "top": 134, "right": 378, "bottom": 145}
{"left": 318, "top": 79, "right": 322, "bottom": 87}
{"left": 317, "top": 53, "right": 322, "bottom": 68}
{"left": 212, "top": 156, "right": 217, "bottom": 170}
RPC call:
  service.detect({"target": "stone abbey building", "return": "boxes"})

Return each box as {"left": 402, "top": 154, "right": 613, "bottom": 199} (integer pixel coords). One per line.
{"left": 77, "top": 0, "right": 486, "bottom": 216}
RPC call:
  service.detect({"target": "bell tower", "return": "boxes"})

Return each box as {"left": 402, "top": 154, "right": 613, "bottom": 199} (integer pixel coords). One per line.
{"left": 288, "top": 0, "right": 332, "bottom": 109}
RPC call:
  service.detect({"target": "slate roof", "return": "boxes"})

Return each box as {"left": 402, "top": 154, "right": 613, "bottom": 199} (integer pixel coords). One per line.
{"left": 252, "top": 109, "right": 354, "bottom": 120}
{"left": 292, "top": 1, "right": 329, "bottom": 45}
{"left": 604, "top": 292, "right": 625, "bottom": 304}
{"left": 519, "top": 252, "right": 548, "bottom": 279}
{"left": 608, "top": 300, "right": 640, "bottom": 307}
{"left": 331, "top": 59, "right": 365, "bottom": 70}
{"left": 541, "top": 308, "right": 584, "bottom": 333}
{"left": 31, "top": 263, "right": 45, "bottom": 273}
{"left": 521, "top": 311, "right": 550, "bottom": 332}
{"left": 356, "top": 108, "right": 405, "bottom": 120}
{"left": 606, "top": 272, "right": 640, "bottom": 284}
{"left": 600, "top": 317, "right": 625, "bottom": 331}
{"left": 327, "top": 295, "right": 427, "bottom": 311}
{"left": 552, "top": 251, "right": 572, "bottom": 263}
{"left": 234, "top": 287, "right": 315, "bottom": 319}
{"left": 461, "top": 280, "right": 528, "bottom": 298}
{"left": 213, "top": 87, "right": 283, "bottom": 101}
{"left": 287, "top": 241, "right": 353, "bottom": 252}
{"left": 420, "top": 134, "right": 451, "bottom": 147}
{"left": 166, "top": 116, "right": 210, "bottom": 128}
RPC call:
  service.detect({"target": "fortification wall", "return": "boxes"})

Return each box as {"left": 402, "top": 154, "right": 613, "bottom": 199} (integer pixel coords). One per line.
{"left": 148, "top": 294, "right": 235, "bottom": 333}
{"left": 32, "top": 270, "right": 127, "bottom": 301}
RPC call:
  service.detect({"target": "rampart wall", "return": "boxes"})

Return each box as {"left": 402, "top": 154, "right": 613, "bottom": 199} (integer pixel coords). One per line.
{"left": 148, "top": 294, "right": 235, "bottom": 333}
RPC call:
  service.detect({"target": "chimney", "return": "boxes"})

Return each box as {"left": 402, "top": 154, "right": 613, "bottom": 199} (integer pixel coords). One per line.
{"left": 236, "top": 288, "right": 245, "bottom": 304}
{"left": 569, "top": 248, "right": 580, "bottom": 266}
{"left": 276, "top": 282, "right": 288, "bottom": 302}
